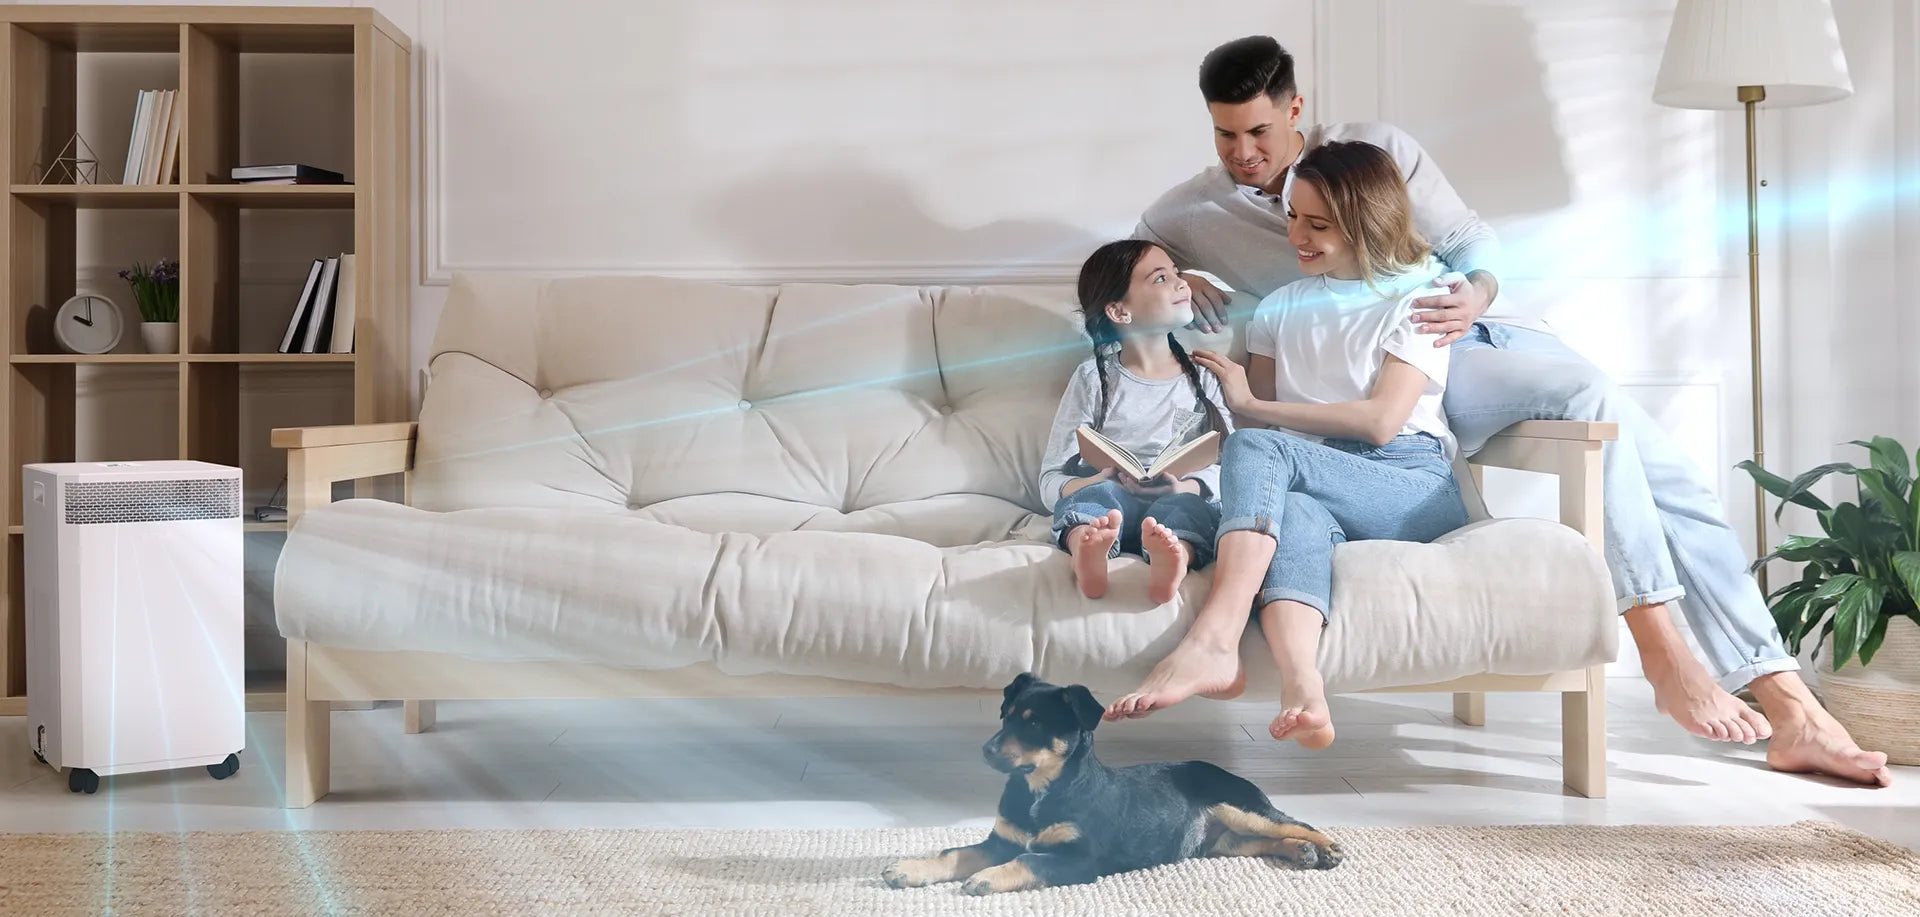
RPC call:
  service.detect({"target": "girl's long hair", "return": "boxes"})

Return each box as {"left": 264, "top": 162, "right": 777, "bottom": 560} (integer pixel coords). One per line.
{"left": 1291, "top": 140, "right": 1432, "bottom": 292}
{"left": 1074, "top": 240, "right": 1228, "bottom": 437}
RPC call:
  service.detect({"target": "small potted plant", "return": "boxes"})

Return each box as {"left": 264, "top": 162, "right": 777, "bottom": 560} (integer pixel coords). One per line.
{"left": 119, "top": 258, "right": 179, "bottom": 354}
{"left": 1741, "top": 436, "right": 1920, "bottom": 765}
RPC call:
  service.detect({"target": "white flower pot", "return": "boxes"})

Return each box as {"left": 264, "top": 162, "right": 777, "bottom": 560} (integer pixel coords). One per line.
{"left": 140, "top": 321, "right": 179, "bottom": 355}
{"left": 1817, "top": 615, "right": 1920, "bottom": 766}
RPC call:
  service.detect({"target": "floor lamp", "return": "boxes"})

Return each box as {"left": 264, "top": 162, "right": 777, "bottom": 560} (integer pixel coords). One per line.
{"left": 1653, "top": 0, "right": 1853, "bottom": 594}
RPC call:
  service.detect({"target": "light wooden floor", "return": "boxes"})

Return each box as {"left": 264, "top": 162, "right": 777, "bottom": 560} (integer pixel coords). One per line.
{"left": 2, "top": 678, "right": 1914, "bottom": 851}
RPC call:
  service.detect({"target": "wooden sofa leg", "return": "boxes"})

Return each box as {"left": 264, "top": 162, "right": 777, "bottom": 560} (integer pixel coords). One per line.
{"left": 404, "top": 700, "right": 436, "bottom": 734}
{"left": 1561, "top": 667, "right": 1607, "bottom": 798}
{"left": 1453, "top": 692, "right": 1486, "bottom": 726}
{"left": 285, "top": 640, "right": 332, "bottom": 808}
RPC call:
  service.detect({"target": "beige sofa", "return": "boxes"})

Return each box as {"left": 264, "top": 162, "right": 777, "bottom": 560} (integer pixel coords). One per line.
{"left": 271, "top": 274, "right": 1619, "bottom": 807}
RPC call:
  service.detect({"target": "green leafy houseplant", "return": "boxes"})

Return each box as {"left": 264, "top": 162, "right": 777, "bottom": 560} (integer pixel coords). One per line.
{"left": 118, "top": 258, "right": 179, "bottom": 323}
{"left": 1739, "top": 436, "right": 1920, "bottom": 671}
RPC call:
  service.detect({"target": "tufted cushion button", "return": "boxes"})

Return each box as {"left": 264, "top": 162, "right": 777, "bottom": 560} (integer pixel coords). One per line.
{"left": 625, "top": 498, "right": 643, "bottom": 510}
{"left": 939, "top": 405, "right": 953, "bottom": 416}
{"left": 737, "top": 400, "right": 752, "bottom": 410}
{"left": 537, "top": 388, "right": 553, "bottom": 399}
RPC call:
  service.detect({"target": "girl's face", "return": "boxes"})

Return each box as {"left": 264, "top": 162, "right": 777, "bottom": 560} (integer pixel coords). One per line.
{"left": 1286, "top": 180, "right": 1361, "bottom": 280}
{"left": 1106, "top": 247, "right": 1193, "bottom": 331}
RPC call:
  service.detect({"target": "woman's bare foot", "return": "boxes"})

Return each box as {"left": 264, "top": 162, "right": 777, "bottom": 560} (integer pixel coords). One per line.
{"left": 1104, "top": 638, "right": 1246, "bottom": 720}
{"left": 1069, "top": 510, "right": 1122, "bottom": 599}
{"left": 1269, "top": 672, "right": 1336, "bottom": 749}
{"left": 1141, "top": 517, "right": 1189, "bottom": 605}
{"left": 1752, "top": 674, "right": 1893, "bottom": 786}
{"left": 1628, "top": 603, "right": 1771, "bottom": 743}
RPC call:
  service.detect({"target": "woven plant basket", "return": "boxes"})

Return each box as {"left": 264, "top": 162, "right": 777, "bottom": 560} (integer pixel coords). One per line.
{"left": 1817, "top": 615, "right": 1920, "bottom": 766}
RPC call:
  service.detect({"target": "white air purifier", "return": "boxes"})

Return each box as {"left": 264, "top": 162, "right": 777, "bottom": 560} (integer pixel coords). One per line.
{"left": 24, "top": 461, "right": 246, "bottom": 794}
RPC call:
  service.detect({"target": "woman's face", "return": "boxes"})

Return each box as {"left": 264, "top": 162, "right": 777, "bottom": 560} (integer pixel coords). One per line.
{"left": 1286, "top": 180, "right": 1360, "bottom": 280}
{"left": 1107, "top": 247, "right": 1193, "bottom": 331}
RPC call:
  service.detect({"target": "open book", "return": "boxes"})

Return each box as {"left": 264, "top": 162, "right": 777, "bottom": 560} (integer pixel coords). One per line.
{"left": 1076, "top": 426, "right": 1221, "bottom": 482}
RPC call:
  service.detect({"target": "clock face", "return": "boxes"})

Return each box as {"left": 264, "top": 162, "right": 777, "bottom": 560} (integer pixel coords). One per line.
{"left": 54, "top": 294, "right": 125, "bottom": 354}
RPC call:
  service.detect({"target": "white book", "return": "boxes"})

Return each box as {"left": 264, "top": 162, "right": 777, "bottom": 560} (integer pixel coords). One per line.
{"left": 300, "top": 256, "right": 340, "bottom": 354}
{"left": 327, "top": 253, "right": 357, "bottom": 354}
{"left": 123, "top": 90, "right": 151, "bottom": 184}
{"left": 279, "top": 260, "right": 325, "bottom": 354}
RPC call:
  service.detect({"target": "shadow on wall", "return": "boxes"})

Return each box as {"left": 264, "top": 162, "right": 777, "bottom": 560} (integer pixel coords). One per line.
{"left": 697, "top": 159, "right": 1105, "bottom": 283}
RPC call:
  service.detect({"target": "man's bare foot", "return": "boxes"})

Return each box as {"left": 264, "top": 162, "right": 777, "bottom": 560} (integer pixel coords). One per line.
{"left": 1269, "top": 673, "right": 1336, "bottom": 749}
{"left": 1069, "top": 510, "right": 1122, "bottom": 599}
{"left": 1759, "top": 685, "right": 1893, "bottom": 786}
{"left": 1639, "top": 626, "right": 1772, "bottom": 744}
{"left": 1644, "top": 651, "right": 1772, "bottom": 743}
{"left": 1105, "top": 638, "right": 1246, "bottom": 720}
{"left": 1141, "top": 517, "right": 1189, "bottom": 605}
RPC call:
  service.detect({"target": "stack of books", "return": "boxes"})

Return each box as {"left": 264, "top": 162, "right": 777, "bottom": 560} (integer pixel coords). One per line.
{"left": 122, "top": 89, "right": 182, "bottom": 185}
{"left": 231, "top": 164, "right": 345, "bottom": 185}
{"left": 277, "top": 254, "right": 357, "bottom": 354}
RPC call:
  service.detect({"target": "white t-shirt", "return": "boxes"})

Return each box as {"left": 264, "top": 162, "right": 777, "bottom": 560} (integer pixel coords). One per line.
{"left": 1243, "top": 255, "right": 1461, "bottom": 456}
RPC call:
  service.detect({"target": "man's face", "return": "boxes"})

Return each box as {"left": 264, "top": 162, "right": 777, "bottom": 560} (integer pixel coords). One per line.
{"left": 1208, "top": 93, "right": 1305, "bottom": 191}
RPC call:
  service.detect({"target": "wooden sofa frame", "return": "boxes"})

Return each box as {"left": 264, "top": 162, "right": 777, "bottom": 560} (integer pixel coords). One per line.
{"left": 272, "top": 418, "right": 1618, "bottom": 807}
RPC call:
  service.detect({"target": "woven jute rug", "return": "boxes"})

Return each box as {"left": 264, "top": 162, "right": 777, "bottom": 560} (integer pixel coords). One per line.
{"left": 0, "top": 820, "right": 1914, "bottom": 915}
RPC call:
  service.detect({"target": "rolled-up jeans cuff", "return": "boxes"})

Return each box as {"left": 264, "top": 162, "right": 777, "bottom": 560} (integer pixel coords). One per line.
{"left": 1615, "top": 585, "right": 1686, "bottom": 614}
{"left": 1054, "top": 511, "right": 1123, "bottom": 559}
{"left": 1720, "top": 656, "right": 1800, "bottom": 694}
{"left": 1257, "top": 587, "right": 1330, "bottom": 624}
{"left": 1217, "top": 515, "right": 1279, "bottom": 542}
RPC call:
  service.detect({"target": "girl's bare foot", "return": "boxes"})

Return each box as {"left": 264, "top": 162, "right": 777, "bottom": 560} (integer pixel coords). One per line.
{"left": 1140, "top": 517, "right": 1189, "bottom": 605}
{"left": 1069, "top": 510, "right": 1123, "bottom": 599}
{"left": 1104, "top": 638, "right": 1246, "bottom": 720}
{"left": 1752, "top": 673, "right": 1893, "bottom": 786}
{"left": 1269, "top": 672, "right": 1336, "bottom": 749}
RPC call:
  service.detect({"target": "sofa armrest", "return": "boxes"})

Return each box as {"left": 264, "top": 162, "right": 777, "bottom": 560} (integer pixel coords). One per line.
{"left": 271, "top": 423, "right": 419, "bottom": 525}
{"left": 1465, "top": 420, "right": 1618, "bottom": 553}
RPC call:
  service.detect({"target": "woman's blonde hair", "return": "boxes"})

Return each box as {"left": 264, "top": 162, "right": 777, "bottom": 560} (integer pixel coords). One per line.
{"left": 1291, "top": 140, "right": 1432, "bottom": 292}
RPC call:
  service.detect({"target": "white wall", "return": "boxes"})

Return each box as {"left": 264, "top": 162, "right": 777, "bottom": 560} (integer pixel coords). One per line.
{"left": 54, "top": 0, "right": 1920, "bottom": 677}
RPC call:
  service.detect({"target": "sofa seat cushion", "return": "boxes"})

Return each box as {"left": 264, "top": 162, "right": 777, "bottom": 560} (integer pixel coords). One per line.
{"left": 631, "top": 493, "right": 1045, "bottom": 547}
{"left": 276, "top": 499, "right": 1616, "bottom": 697}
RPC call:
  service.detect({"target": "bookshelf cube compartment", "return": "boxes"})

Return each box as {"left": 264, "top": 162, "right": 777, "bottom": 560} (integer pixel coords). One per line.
{"left": 185, "top": 196, "right": 352, "bottom": 356}
{"left": 7, "top": 23, "right": 182, "bottom": 186}
{"left": 8, "top": 193, "right": 179, "bottom": 356}
{"left": 183, "top": 25, "right": 354, "bottom": 187}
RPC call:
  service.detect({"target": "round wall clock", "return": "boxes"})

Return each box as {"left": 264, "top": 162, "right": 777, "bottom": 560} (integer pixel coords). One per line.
{"left": 53, "top": 293, "right": 125, "bottom": 355}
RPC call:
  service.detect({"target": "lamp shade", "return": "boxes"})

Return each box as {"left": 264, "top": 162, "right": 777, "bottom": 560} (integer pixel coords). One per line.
{"left": 1653, "top": 0, "right": 1853, "bottom": 110}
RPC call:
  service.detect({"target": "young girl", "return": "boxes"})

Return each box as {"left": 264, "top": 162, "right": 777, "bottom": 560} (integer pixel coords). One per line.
{"left": 1040, "top": 240, "right": 1235, "bottom": 604}
{"left": 1104, "top": 140, "right": 1473, "bottom": 748}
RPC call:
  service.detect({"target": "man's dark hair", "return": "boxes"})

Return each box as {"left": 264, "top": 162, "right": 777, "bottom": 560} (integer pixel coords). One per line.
{"left": 1198, "top": 36, "right": 1297, "bottom": 104}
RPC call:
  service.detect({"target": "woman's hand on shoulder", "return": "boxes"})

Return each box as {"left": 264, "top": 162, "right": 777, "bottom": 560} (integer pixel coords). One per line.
{"left": 1190, "top": 350, "right": 1252, "bottom": 411}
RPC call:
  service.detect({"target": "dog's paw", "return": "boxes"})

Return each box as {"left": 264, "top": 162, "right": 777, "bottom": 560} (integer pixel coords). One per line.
{"left": 1316, "top": 842, "right": 1346, "bottom": 869}
{"left": 882, "top": 858, "right": 947, "bottom": 888}
{"left": 961, "top": 861, "right": 1041, "bottom": 895}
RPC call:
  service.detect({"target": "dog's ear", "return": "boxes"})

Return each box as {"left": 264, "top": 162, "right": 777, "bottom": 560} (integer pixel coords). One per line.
{"left": 1063, "top": 685, "right": 1104, "bottom": 732}
{"left": 999, "top": 672, "right": 1037, "bottom": 717}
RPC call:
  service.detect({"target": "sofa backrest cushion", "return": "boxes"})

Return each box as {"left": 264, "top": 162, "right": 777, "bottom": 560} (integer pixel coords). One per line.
{"left": 413, "top": 274, "right": 1225, "bottom": 517}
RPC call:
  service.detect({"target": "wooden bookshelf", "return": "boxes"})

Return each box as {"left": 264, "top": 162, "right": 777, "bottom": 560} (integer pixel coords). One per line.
{"left": 0, "top": 6, "right": 411, "bottom": 717}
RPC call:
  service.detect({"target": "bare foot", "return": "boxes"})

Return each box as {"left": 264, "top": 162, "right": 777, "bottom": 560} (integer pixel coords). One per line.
{"left": 1069, "top": 510, "right": 1122, "bottom": 599}
{"left": 1643, "top": 645, "right": 1772, "bottom": 744}
{"left": 1105, "top": 639, "right": 1246, "bottom": 720}
{"left": 1141, "top": 517, "right": 1189, "bottom": 605}
{"left": 1765, "top": 697, "right": 1893, "bottom": 786}
{"left": 1269, "top": 673, "right": 1336, "bottom": 749}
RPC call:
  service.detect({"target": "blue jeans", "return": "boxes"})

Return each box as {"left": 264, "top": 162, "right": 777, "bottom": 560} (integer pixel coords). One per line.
{"left": 1217, "top": 429, "right": 1470, "bottom": 621}
{"left": 1053, "top": 481, "right": 1221, "bottom": 569}
{"left": 1446, "top": 323, "right": 1796, "bottom": 691}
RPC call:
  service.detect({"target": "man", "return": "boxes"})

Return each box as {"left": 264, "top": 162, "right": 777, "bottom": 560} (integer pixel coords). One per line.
{"left": 1117, "top": 35, "right": 1890, "bottom": 786}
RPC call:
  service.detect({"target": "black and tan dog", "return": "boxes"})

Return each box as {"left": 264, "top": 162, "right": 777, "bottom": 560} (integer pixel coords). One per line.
{"left": 883, "top": 672, "right": 1344, "bottom": 895}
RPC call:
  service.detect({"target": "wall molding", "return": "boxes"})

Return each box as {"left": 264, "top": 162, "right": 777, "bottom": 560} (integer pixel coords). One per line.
{"left": 415, "top": 0, "right": 1321, "bottom": 288}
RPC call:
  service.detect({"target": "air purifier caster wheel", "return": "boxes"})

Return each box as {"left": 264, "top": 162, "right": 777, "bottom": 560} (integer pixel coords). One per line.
{"left": 208, "top": 753, "right": 240, "bottom": 780}
{"left": 68, "top": 768, "right": 99, "bottom": 794}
